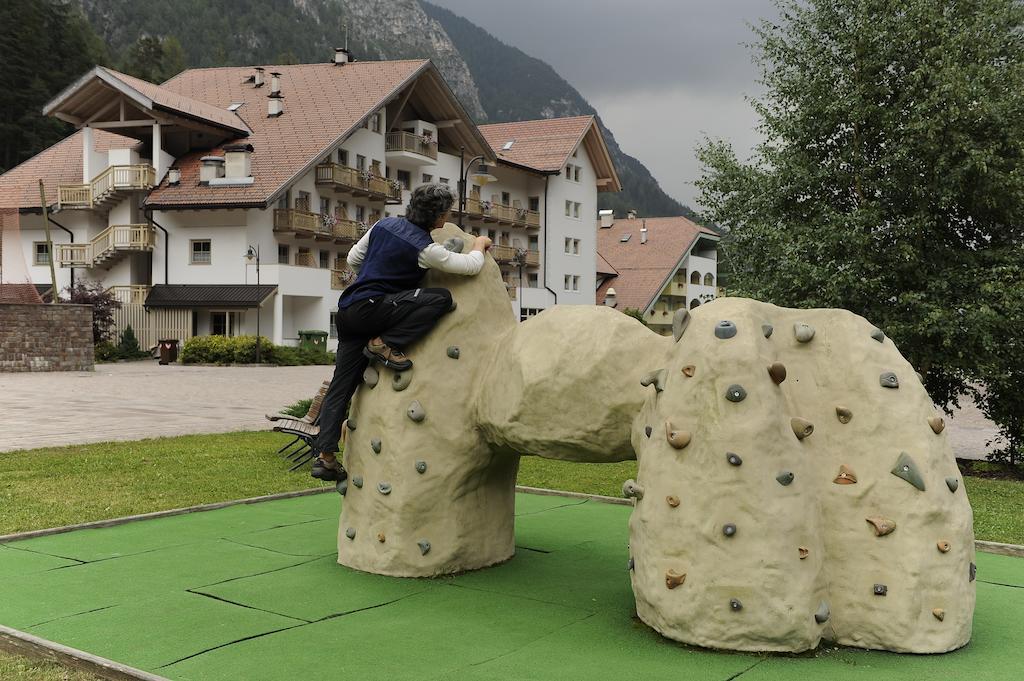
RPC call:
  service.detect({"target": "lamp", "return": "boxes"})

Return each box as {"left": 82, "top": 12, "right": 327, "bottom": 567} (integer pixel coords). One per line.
{"left": 457, "top": 147, "right": 498, "bottom": 229}
{"left": 244, "top": 244, "right": 261, "bottom": 363}
{"left": 469, "top": 163, "right": 497, "bottom": 186}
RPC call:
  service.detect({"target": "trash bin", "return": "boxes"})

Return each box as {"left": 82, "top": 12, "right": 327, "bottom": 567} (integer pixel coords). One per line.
{"left": 297, "top": 330, "right": 329, "bottom": 353}
{"left": 158, "top": 339, "right": 179, "bottom": 365}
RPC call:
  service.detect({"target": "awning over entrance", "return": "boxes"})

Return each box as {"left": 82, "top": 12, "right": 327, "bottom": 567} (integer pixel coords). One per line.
{"left": 144, "top": 284, "right": 277, "bottom": 309}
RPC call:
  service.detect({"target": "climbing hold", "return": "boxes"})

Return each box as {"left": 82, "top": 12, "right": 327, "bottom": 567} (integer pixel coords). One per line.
{"left": 628, "top": 558, "right": 635, "bottom": 571}
{"left": 866, "top": 516, "right": 897, "bottom": 536}
{"left": 407, "top": 400, "right": 426, "bottom": 423}
{"left": 363, "top": 366, "right": 379, "bottom": 388}
{"left": 622, "top": 479, "right": 644, "bottom": 500}
{"left": 681, "top": 365, "right": 696, "bottom": 377}
{"left": 970, "top": 563, "right": 977, "bottom": 582}
{"left": 665, "top": 422, "right": 691, "bottom": 449}
{"left": 814, "top": 601, "right": 830, "bottom": 624}
{"left": 442, "top": 237, "right": 465, "bottom": 253}
{"left": 725, "top": 384, "right": 747, "bottom": 403}
{"left": 666, "top": 495, "right": 680, "bottom": 508}
{"left": 873, "top": 584, "right": 887, "bottom": 596}
{"left": 672, "top": 308, "right": 691, "bottom": 341}
{"left": 640, "top": 369, "right": 666, "bottom": 393}
{"left": 768, "top": 362, "right": 787, "bottom": 384}
{"left": 928, "top": 416, "right": 945, "bottom": 434}
{"left": 347, "top": 418, "right": 357, "bottom": 431}
{"left": 377, "top": 482, "right": 392, "bottom": 495}
{"left": 370, "top": 438, "right": 381, "bottom": 454}
{"left": 730, "top": 598, "right": 743, "bottom": 612}
{"left": 835, "top": 406, "right": 853, "bottom": 424}
{"left": 345, "top": 527, "right": 356, "bottom": 540}
{"left": 776, "top": 471, "right": 795, "bottom": 486}
{"left": 871, "top": 328, "right": 885, "bottom": 342}
{"left": 415, "top": 460, "right": 427, "bottom": 474}
{"left": 933, "top": 608, "right": 945, "bottom": 622}
{"left": 377, "top": 532, "right": 386, "bottom": 543}
{"left": 723, "top": 523, "right": 737, "bottom": 537}
{"left": 644, "top": 425, "right": 652, "bottom": 438}
{"left": 715, "top": 320, "right": 737, "bottom": 339}
{"left": 352, "top": 476, "right": 364, "bottom": 488}
{"left": 833, "top": 465, "right": 857, "bottom": 484}
{"left": 891, "top": 451, "right": 926, "bottom": 491}
{"left": 791, "top": 417, "right": 814, "bottom": 440}
{"left": 945, "top": 477, "right": 959, "bottom": 493}
{"left": 879, "top": 371, "right": 899, "bottom": 389}
{"left": 726, "top": 452, "right": 743, "bottom": 466}
{"left": 794, "top": 323, "right": 815, "bottom": 343}
{"left": 937, "top": 540, "right": 951, "bottom": 553}
{"left": 665, "top": 570, "right": 686, "bottom": 589}
{"left": 798, "top": 546, "right": 809, "bottom": 560}
{"left": 446, "top": 345, "right": 460, "bottom": 359}
{"left": 762, "top": 324, "right": 774, "bottom": 338}
{"left": 336, "top": 480, "right": 348, "bottom": 496}
{"left": 392, "top": 371, "right": 412, "bottom": 391}
{"left": 418, "top": 540, "right": 431, "bottom": 556}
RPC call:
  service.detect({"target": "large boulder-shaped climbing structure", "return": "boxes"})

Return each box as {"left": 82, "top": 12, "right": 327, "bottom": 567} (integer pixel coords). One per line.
{"left": 335, "top": 225, "right": 974, "bottom": 653}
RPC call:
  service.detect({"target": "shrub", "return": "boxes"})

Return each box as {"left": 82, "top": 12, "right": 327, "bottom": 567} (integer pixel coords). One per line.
{"left": 63, "top": 281, "right": 120, "bottom": 342}
{"left": 283, "top": 399, "right": 312, "bottom": 418}
{"left": 180, "top": 336, "right": 332, "bottom": 366}
{"left": 116, "top": 325, "right": 150, "bottom": 359}
{"left": 94, "top": 341, "right": 119, "bottom": 362}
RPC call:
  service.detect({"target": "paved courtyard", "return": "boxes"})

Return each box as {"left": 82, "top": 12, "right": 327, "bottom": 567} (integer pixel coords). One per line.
{"left": 0, "top": 361, "right": 1005, "bottom": 459}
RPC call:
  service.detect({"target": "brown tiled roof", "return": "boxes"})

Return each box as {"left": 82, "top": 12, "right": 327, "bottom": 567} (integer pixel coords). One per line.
{"left": 596, "top": 252, "right": 617, "bottom": 276}
{"left": 478, "top": 116, "right": 594, "bottom": 173}
{"left": 596, "top": 216, "right": 717, "bottom": 312}
{"left": 147, "top": 60, "right": 431, "bottom": 208}
{"left": 0, "top": 129, "right": 139, "bottom": 209}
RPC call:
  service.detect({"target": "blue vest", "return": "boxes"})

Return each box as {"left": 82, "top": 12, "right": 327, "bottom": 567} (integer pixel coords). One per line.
{"left": 338, "top": 217, "right": 434, "bottom": 308}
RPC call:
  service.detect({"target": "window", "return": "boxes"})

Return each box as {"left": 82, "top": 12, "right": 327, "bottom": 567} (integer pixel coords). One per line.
{"left": 356, "top": 155, "right": 366, "bottom": 172}
{"left": 371, "top": 112, "right": 382, "bottom": 133}
{"left": 564, "top": 237, "right": 572, "bottom": 254}
{"left": 573, "top": 202, "right": 581, "bottom": 219}
{"left": 33, "top": 242, "right": 51, "bottom": 265}
{"left": 336, "top": 201, "right": 348, "bottom": 218}
{"left": 574, "top": 166, "right": 581, "bottom": 182}
{"left": 296, "top": 246, "right": 312, "bottom": 267}
{"left": 501, "top": 231, "right": 511, "bottom": 245}
{"left": 296, "top": 191, "right": 311, "bottom": 211}
{"left": 528, "top": 196, "right": 539, "bottom": 212}
{"left": 501, "top": 191, "right": 510, "bottom": 206}
{"left": 565, "top": 165, "right": 572, "bottom": 179}
{"left": 564, "top": 274, "right": 571, "bottom": 291}
{"left": 276, "top": 195, "right": 288, "bottom": 210}
{"left": 564, "top": 200, "right": 571, "bottom": 216}
{"left": 519, "top": 307, "right": 543, "bottom": 322}
{"left": 690, "top": 271, "right": 701, "bottom": 285}
{"left": 329, "top": 311, "right": 338, "bottom": 339}
{"left": 371, "top": 159, "right": 382, "bottom": 176}
{"left": 210, "top": 311, "right": 241, "bottom": 336}
{"left": 319, "top": 250, "right": 330, "bottom": 269}
{"left": 319, "top": 197, "right": 330, "bottom": 216}
{"left": 337, "top": 148, "right": 348, "bottom": 166}
{"left": 397, "top": 169, "right": 411, "bottom": 190}
{"left": 528, "top": 235, "right": 538, "bottom": 250}
{"left": 439, "top": 177, "right": 450, "bottom": 185}
{"left": 704, "top": 273, "right": 715, "bottom": 286}
{"left": 190, "top": 239, "right": 211, "bottom": 265}
{"left": 527, "top": 273, "right": 538, "bottom": 287}
{"left": 422, "top": 173, "right": 433, "bottom": 184}
{"left": 278, "top": 244, "right": 290, "bottom": 264}
{"left": 356, "top": 205, "right": 366, "bottom": 222}
{"left": 572, "top": 239, "right": 581, "bottom": 255}
{"left": 572, "top": 275, "right": 580, "bottom": 291}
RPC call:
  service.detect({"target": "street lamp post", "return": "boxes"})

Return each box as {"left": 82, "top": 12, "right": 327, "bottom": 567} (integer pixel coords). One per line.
{"left": 245, "top": 244, "right": 261, "bottom": 364}
{"left": 457, "top": 146, "right": 497, "bottom": 230}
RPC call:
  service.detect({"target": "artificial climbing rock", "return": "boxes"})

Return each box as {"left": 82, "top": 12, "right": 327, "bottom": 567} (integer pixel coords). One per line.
{"left": 370, "top": 438, "right": 381, "bottom": 454}
{"left": 866, "top": 516, "right": 897, "bottom": 537}
{"left": 665, "top": 570, "right": 686, "bottom": 589}
{"left": 833, "top": 465, "right": 857, "bottom": 484}
{"left": 725, "top": 384, "right": 747, "bottom": 403}
{"left": 392, "top": 371, "right": 413, "bottom": 392}
{"left": 768, "top": 362, "right": 787, "bottom": 384}
{"left": 891, "top": 451, "right": 926, "bottom": 491}
{"left": 791, "top": 417, "right": 814, "bottom": 440}
{"left": 794, "top": 323, "right": 815, "bottom": 343}
{"left": 446, "top": 346, "right": 460, "bottom": 359}
{"left": 880, "top": 371, "right": 900, "bottom": 389}
{"left": 407, "top": 400, "right": 426, "bottom": 422}
{"left": 665, "top": 423, "right": 691, "bottom": 449}
{"left": 715, "top": 320, "right": 737, "bottom": 339}
{"left": 835, "top": 406, "right": 853, "bottom": 424}
{"left": 762, "top": 324, "right": 774, "bottom": 338}
{"left": 929, "top": 416, "right": 945, "bottom": 434}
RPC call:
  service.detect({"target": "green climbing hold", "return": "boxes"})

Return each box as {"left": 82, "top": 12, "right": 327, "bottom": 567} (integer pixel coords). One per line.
{"left": 945, "top": 476, "right": 959, "bottom": 493}
{"left": 762, "top": 324, "right": 774, "bottom": 338}
{"left": 370, "top": 438, "right": 381, "bottom": 454}
{"left": 415, "top": 460, "right": 427, "bottom": 474}
{"left": 715, "top": 320, "right": 737, "bottom": 339}
{"left": 871, "top": 328, "right": 885, "bottom": 342}
{"left": 418, "top": 540, "right": 431, "bottom": 556}
{"left": 336, "top": 480, "right": 347, "bottom": 496}
{"left": 890, "top": 451, "right": 926, "bottom": 491}
{"left": 392, "top": 371, "right": 412, "bottom": 392}
{"left": 352, "top": 476, "right": 363, "bottom": 488}
{"left": 725, "top": 384, "right": 747, "bottom": 403}
{"left": 447, "top": 346, "right": 460, "bottom": 359}
{"left": 776, "top": 471, "right": 795, "bottom": 486}
{"left": 880, "top": 371, "right": 899, "bottom": 388}
{"left": 345, "top": 527, "right": 356, "bottom": 540}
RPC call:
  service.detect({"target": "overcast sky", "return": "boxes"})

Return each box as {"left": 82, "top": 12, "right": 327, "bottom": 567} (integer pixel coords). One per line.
{"left": 430, "top": 0, "right": 779, "bottom": 211}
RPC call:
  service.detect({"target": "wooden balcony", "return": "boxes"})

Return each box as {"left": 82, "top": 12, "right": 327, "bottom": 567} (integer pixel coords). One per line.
{"left": 331, "top": 267, "right": 354, "bottom": 291}
{"left": 274, "top": 210, "right": 366, "bottom": 244}
{"left": 107, "top": 285, "right": 150, "bottom": 306}
{"left": 55, "top": 224, "right": 156, "bottom": 269}
{"left": 385, "top": 131, "right": 438, "bottom": 161}
{"left": 490, "top": 244, "right": 516, "bottom": 263}
{"left": 58, "top": 165, "right": 155, "bottom": 210}
{"left": 295, "top": 251, "right": 317, "bottom": 267}
{"left": 524, "top": 249, "right": 540, "bottom": 267}
{"left": 314, "top": 163, "right": 401, "bottom": 202}
{"left": 455, "top": 198, "right": 540, "bottom": 229}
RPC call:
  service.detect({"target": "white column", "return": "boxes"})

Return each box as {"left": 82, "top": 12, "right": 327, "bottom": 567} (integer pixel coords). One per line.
{"left": 82, "top": 125, "right": 93, "bottom": 182}
{"left": 152, "top": 122, "right": 163, "bottom": 182}
{"left": 272, "top": 293, "right": 284, "bottom": 345}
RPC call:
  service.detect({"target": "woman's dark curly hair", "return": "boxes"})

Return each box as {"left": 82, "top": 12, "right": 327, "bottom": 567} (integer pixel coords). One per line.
{"left": 405, "top": 183, "right": 455, "bottom": 231}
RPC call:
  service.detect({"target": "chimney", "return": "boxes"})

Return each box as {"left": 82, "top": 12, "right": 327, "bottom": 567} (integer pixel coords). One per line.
{"left": 604, "top": 287, "right": 617, "bottom": 307}
{"left": 224, "top": 143, "right": 254, "bottom": 178}
{"left": 627, "top": 209, "right": 637, "bottom": 220}
{"left": 199, "top": 156, "right": 225, "bottom": 183}
{"left": 640, "top": 220, "right": 648, "bottom": 244}
{"left": 599, "top": 209, "right": 614, "bottom": 228}
{"left": 253, "top": 67, "right": 265, "bottom": 87}
{"left": 269, "top": 71, "right": 282, "bottom": 97}
{"left": 167, "top": 168, "right": 181, "bottom": 185}
{"left": 334, "top": 47, "right": 351, "bottom": 65}
{"left": 267, "top": 98, "right": 283, "bottom": 117}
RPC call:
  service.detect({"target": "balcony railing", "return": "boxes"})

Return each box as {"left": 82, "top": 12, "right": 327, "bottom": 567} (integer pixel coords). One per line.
{"left": 456, "top": 198, "right": 540, "bottom": 228}
{"left": 295, "top": 251, "right": 317, "bottom": 267}
{"left": 524, "top": 249, "right": 540, "bottom": 267}
{"left": 331, "top": 267, "right": 354, "bottom": 291}
{"left": 491, "top": 244, "right": 516, "bottom": 263}
{"left": 274, "top": 209, "right": 366, "bottom": 243}
{"left": 385, "top": 131, "right": 438, "bottom": 161}
{"left": 314, "top": 163, "right": 401, "bottom": 202}
{"left": 58, "top": 165, "right": 155, "bottom": 210}
{"left": 55, "top": 224, "right": 156, "bottom": 268}
{"left": 107, "top": 285, "right": 150, "bottom": 306}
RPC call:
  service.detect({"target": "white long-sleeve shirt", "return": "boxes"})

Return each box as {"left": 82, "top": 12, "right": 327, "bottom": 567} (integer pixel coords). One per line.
{"left": 346, "top": 225, "right": 485, "bottom": 275}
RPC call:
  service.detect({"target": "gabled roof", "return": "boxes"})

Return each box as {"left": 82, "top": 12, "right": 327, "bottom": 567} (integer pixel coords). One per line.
{"left": 596, "top": 252, "right": 618, "bottom": 277}
{"left": 0, "top": 129, "right": 139, "bottom": 209}
{"left": 596, "top": 216, "right": 718, "bottom": 312}
{"left": 144, "top": 284, "right": 277, "bottom": 308}
{"left": 478, "top": 115, "right": 621, "bottom": 192}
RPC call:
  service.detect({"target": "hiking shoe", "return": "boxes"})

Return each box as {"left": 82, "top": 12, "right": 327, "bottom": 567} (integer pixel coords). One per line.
{"left": 363, "top": 340, "right": 413, "bottom": 371}
{"left": 311, "top": 457, "right": 347, "bottom": 482}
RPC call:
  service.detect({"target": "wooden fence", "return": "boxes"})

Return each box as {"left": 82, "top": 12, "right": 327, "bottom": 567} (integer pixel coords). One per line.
{"left": 111, "top": 304, "right": 192, "bottom": 350}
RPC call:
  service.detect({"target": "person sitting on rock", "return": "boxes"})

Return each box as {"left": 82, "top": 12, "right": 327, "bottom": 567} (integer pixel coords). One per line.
{"left": 310, "top": 184, "right": 492, "bottom": 482}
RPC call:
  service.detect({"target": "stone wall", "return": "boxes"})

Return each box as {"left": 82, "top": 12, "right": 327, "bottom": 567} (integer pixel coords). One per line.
{"left": 0, "top": 303, "right": 93, "bottom": 372}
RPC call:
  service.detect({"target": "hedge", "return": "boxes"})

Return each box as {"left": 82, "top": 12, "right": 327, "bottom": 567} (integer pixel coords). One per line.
{"left": 180, "top": 335, "right": 333, "bottom": 366}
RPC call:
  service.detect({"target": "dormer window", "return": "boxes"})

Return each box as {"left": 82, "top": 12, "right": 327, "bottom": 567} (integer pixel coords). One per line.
{"left": 228, "top": 102, "right": 244, "bottom": 111}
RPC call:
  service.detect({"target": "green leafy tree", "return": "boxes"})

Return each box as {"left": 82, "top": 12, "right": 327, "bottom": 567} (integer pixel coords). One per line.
{"left": 117, "top": 324, "right": 148, "bottom": 359}
{"left": 696, "top": 0, "right": 1024, "bottom": 447}
{"left": 122, "top": 35, "right": 186, "bottom": 83}
{"left": 64, "top": 280, "right": 120, "bottom": 343}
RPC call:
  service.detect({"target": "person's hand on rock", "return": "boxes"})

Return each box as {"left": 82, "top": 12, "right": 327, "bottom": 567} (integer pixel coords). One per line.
{"left": 474, "top": 236, "right": 493, "bottom": 252}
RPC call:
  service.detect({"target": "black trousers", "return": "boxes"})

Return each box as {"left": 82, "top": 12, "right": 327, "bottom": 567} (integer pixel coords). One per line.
{"left": 313, "top": 287, "right": 453, "bottom": 455}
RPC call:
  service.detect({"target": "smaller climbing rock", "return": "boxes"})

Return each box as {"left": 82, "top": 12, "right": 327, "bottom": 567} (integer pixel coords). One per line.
{"left": 791, "top": 417, "right": 814, "bottom": 440}
{"left": 345, "top": 527, "right": 356, "bottom": 540}
{"left": 794, "top": 323, "right": 815, "bottom": 343}
{"left": 377, "top": 482, "right": 392, "bottom": 495}
{"left": 725, "top": 384, "right": 747, "bottom": 403}
{"left": 730, "top": 598, "right": 743, "bottom": 612}
{"left": 726, "top": 452, "right": 743, "bottom": 466}
{"left": 776, "top": 471, "right": 795, "bottom": 486}
{"left": 798, "top": 546, "right": 809, "bottom": 560}
{"left": 891, "top": 451, "right": 926, "bottom": 491}
{"left": 363, "top": 366, "right": 379, "bottom": 388}
{"left": 762, "top": 324, "right": 774, "bottom": 338}
{"left": 833, "top": 465, "right": 857, "bottom": 484}
{"left": 928, "top": 416, "right": 945, "bottom": 434}
{"left": 640, "top": 369, "right": 666, "bottom": 393}
{"left": 932, "top": 608, "right": 945, "bottom": 622}
{"left": 446, "top": 345, "right": 460, "bottom": 360}
{"left": 723, "top": 523, "right": 737, "bottom": 537}
{"left": 871, "top": 328, "right": 885, "bottom": 342}
{"left": 937, "top": 540, "right": 951, "bottom": 553}
{"left": 622, "top": 479, "right": 644, "bottom": 500}
{"left": 681, "top": 365, "right": 696, "bottom": 377}
{"left": 873, "top": 584, "right": 887, "bottom": 596}
{"left": 644, "top": 425, "right": 652, "bottom": 438}
{"left": 814, "top": 601, "right": 830, "bottom": 624}
{"left": 945, "top": 476, "right": 959, "bottom": 493}
{"left": 418, "top": 540, "right": 431, "bottom": 556}
{"left": 415, "top": 460, "right": 427, "bottom": 474}
{"left": 407, "top": 400, "right": 426, "bottom": 423}
{"left": 666, "top": 495, "right": 680, "bottom": 508}
{"left": 866, "top": 516, "right": 897, "bottom": 537}
{"left": 879, "top": 371, "right": 900, "bottom": 389}
{"left": 835, "top": 406, "right": 853, "bottom": 424}
{"left": 370, "top": 438, "right": 381, "bottom": 454}
{"left": 665, "top": 570, "right": 686, "bottom": 589}
{"left": 715, "top": 320, "right": 737, "bottom": 339}
{"left": 666, "top": 422, "right": 691, "bottom": 449}
{"left": 392, "top": 371, "right": 412, "bottom": 391}
{"left": 377, "top": 532, "right": 386, "bottom": 543}
{"left": 672, "top": 308, "right": 691, "bottom": 341}
{"left": 768, "top": 362, "right": 787, "bottom": 384}
{"left": 336, "top": 480, "right": 348, "bottom": 496}
{"left": 352, "top": 476, "right": 364, "bottom": 488}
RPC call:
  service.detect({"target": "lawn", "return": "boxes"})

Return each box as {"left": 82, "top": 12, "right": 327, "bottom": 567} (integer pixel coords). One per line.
{"left": 0, "top": 431, "right": 1022, "bottom": 680}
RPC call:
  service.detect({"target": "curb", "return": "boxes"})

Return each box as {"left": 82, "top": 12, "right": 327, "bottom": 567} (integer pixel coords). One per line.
{"left": 0, "top": 625, "right": 171, "bottom": 681}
